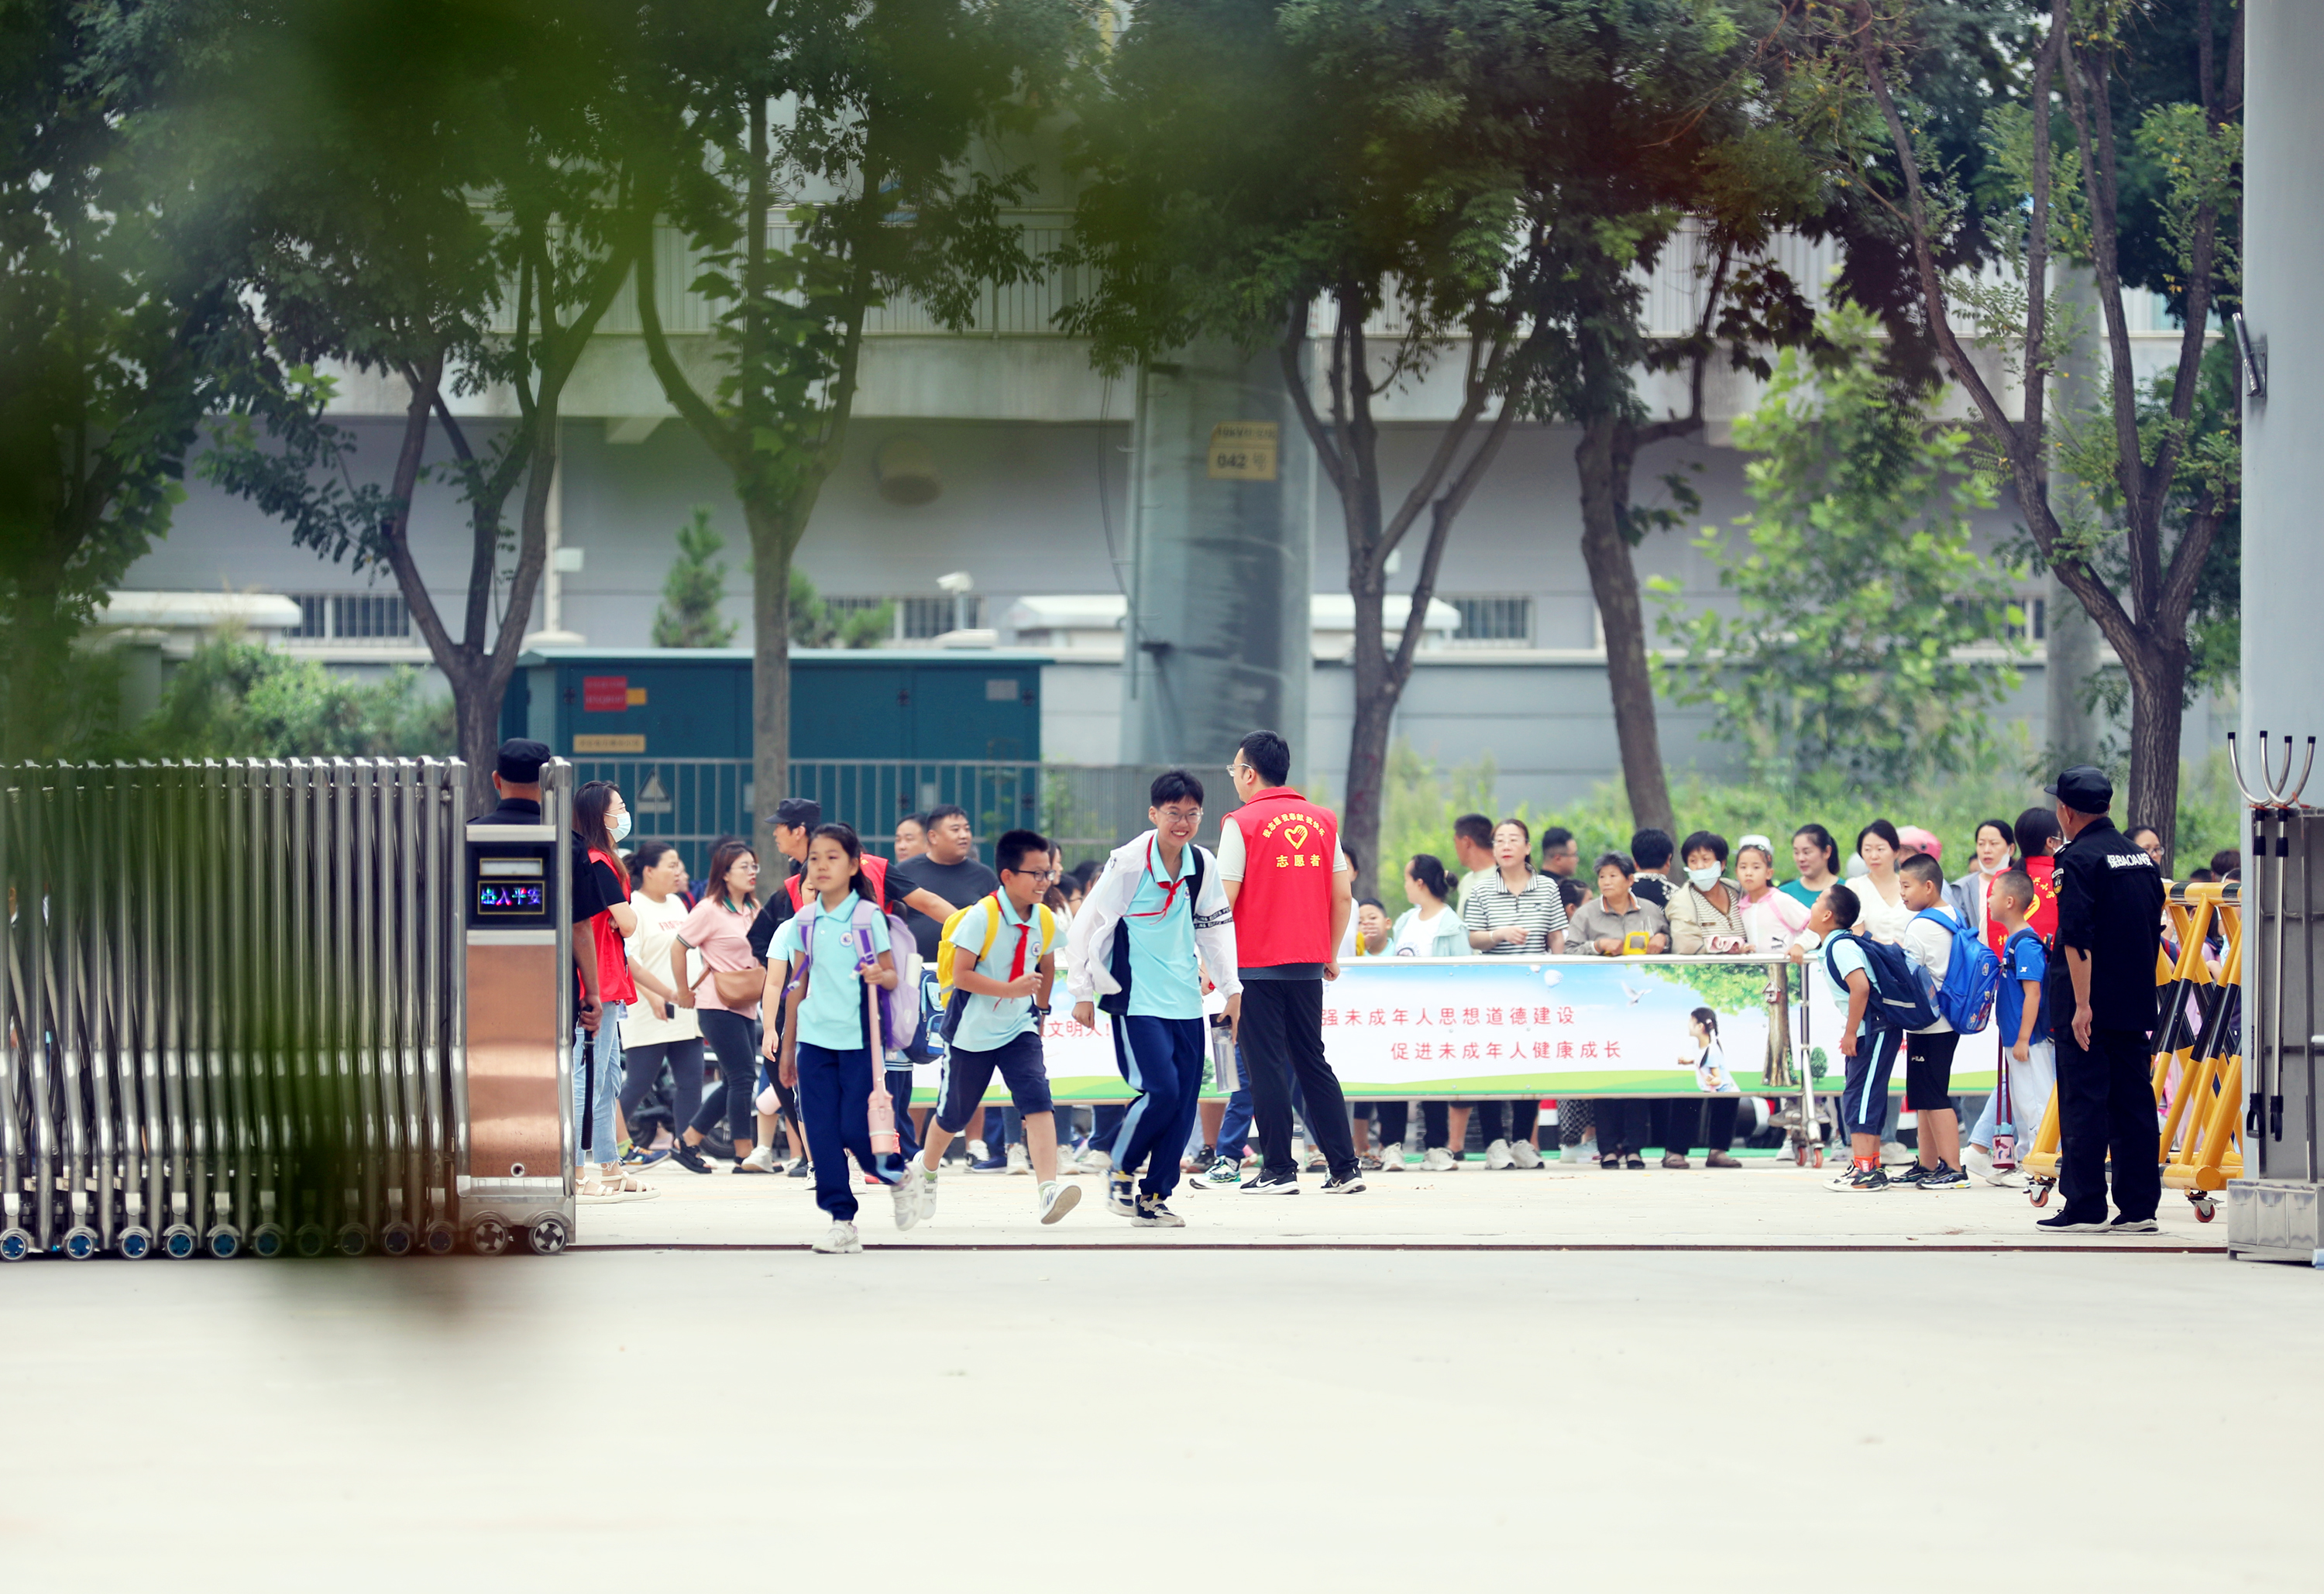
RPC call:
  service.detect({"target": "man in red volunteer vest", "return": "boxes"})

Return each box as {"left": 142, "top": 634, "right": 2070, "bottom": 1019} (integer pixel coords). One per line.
{"left": 1220, "top": 730, "right": 1364, "bottom": 1194}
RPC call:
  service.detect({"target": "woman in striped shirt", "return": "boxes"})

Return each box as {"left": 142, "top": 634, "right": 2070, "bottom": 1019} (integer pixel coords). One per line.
{"left": 1461, "top": 818, "right": 1570, "bottom": 955}
{"left": 1456, "top": 819, "right": 1565, "bottom": 1169}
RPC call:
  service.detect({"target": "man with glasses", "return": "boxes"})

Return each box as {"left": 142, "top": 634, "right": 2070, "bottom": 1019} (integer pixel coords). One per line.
{"left": 1220, "top": 730, "right": 1364, "bottom": 1194}
{"left": 1069, "top": 770, "right": 1241, "bottom": 1228}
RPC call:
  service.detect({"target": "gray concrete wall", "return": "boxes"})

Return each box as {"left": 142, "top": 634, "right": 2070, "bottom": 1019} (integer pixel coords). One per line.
{"left": 2242, "top": 3, "right": 2324, "bottom": 752}
{"left": 125, "top": 352, "right": 2230, "bottom": 795}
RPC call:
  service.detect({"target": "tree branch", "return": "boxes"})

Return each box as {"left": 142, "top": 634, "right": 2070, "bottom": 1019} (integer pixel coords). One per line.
{"left": 1277, "top": 300, "right": 1347, "bottom": 498}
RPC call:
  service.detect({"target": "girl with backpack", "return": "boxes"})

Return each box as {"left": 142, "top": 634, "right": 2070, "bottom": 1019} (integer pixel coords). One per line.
{"left": 765, "top": 823, "right": 916, "bottom": 1254}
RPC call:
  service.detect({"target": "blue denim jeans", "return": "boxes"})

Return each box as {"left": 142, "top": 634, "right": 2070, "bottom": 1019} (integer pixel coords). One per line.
{"left": 572, "top": 1002, "right": 626, "bottom": 1166}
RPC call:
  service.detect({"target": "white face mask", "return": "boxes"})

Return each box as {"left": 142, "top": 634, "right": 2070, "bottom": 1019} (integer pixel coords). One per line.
{"left": 611, "top": 810, "right": 633, "bottom": 843}
{"left": 1686, "top": 864, "right": 1722, "bottom": 890}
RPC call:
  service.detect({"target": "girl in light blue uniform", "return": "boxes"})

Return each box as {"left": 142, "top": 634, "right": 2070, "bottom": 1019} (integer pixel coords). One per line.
{"left": 765, "top": 824, "right": 912, "bottom": 1254}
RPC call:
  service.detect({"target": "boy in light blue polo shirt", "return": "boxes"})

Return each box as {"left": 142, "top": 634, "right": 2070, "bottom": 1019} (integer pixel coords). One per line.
{"left": 899, "top": 830, "right": 1079, "bottom": 1227}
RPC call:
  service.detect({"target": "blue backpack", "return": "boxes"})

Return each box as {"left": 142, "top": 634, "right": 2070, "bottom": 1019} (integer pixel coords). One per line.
{"left": 1822, "top": 930, "right": 1939, "bottom": 1032}
{"left": 1912, "top": 906, "right": 2001, "bottom": 1034}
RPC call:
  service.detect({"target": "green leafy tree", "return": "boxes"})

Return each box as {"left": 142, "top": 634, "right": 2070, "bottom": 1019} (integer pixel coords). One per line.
{"left": 184, "top": 2, "right": 648, "bottom": 808}
{"left": 626, "top": 0, "right": 1082, "bottom": 824}
{"left": 1813, "top": 0, "right": 2242, "bottom": 856}
{"left": 0, "top": 0, "right": 339, "bottom": 757}
{"left": 1067, "top": 0, "right": 1841, "bottom": 883}
{"left": 653, "top": 507, "right": 739, "bottom": 648}
{"left": 1652, "top": 304, "right": 2023, "bottom": 786}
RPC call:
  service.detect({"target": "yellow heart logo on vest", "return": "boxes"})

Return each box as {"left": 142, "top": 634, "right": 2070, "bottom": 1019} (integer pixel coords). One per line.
{"left": 1284, "top": 822, "right": 1309, "bottom": 850}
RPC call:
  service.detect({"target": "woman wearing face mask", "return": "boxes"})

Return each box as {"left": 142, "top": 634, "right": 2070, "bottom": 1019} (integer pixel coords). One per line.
{"left": 572, "top": 782, "right": 655, "bottom": 1201}
{"left": 1666, "top": 830, "right": 1748, "bottom": 955}
{"left": 1734, "top": 835, "right": 1809, "bottom": 953}
{"left": 1944, "top": 819, "right": 2018, "bottom": 956}
{"left": 1851, "top": 819, "right": 1913, "bottom": 943}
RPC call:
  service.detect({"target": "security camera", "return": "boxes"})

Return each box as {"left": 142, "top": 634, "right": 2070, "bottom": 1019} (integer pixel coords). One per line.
{"left": 935, "top": 571, "right": 974, "bottom": 594}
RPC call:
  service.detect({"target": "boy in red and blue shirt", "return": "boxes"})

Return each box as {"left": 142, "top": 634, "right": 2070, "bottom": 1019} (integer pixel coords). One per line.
{"left": 1966, "top": 869, "right": 2056, "bottom": 1185}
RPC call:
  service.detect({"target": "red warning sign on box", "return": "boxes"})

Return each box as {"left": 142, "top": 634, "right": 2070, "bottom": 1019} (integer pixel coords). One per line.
{"left": 582, "top": 675, "right": 629, "bottom": 713}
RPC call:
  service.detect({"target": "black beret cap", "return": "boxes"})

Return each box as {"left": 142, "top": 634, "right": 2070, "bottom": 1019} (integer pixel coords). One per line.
{"left": 496, "top": 737, "right": 552, "bottom": 783}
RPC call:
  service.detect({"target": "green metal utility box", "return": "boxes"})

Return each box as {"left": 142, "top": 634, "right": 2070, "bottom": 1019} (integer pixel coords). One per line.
{"left": 503, "top": 648, "right": 1045, "bottom": 764}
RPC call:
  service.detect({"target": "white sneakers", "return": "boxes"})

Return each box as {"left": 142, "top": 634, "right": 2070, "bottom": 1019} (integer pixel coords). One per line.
{"left": 1509, "top": 1139, "right": 1544, "bottom": 1170}
{"left": 1038, "top": 1180, "right": 1081, "bottom": 1225}
{"left": 1374, "top": 1145, "right": 1409, "bottom": 1172}
{"left": 1076, "top": 1146, "right": 1114, "bottom": 1177}
{"left": 1965, "top": 1144, "right": 2021, "bottom": 1187}
{"left": 1485, "top": 1138, "right": 1515, "bottom": 1170}
{"left": 1420, "top": 1147, "right": 1458, "bottom": 1172}
{"left": 892, "top": 1168, "right": 924, "bottom": 1231}
{"left": 1006, "top": 1142, "right": 1031, "bottom": 1175}
{"left": 813, "top": 1220, "right": 862, "bottom": 1254}
{"left": 739, "top": 1144, "right": 780, "bottom": 1173}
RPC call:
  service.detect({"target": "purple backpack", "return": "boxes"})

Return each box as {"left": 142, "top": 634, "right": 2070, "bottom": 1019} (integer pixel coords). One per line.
{"left": 789, "top": 894, "right": 920, "bottom": 1049}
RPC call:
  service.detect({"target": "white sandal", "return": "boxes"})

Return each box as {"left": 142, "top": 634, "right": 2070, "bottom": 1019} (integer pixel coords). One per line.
{"left": 579, "top": 1166, "right": 660, "bottom": 1203}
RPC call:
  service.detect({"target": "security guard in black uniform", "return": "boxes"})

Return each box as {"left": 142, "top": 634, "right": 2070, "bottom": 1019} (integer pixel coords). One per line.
{"left": 2037, "top": 765, "right": 2166, "bottom": 1232}
{"left": 479, "top": 737, "right": 612, "bottom": 1035}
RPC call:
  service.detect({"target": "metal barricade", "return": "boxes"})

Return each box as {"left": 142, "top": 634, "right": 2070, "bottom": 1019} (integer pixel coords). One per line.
{"left": 0, "top": 758, "right": 573, "bottom": 1262}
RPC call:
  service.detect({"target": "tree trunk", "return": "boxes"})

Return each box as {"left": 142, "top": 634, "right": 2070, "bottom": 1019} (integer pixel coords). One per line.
{"left": 452, "top": 665, "right": 501, "bottom": 815}
{"left": 2123, "top": 641, "right": 2188, "bottom": 861}
{"left": 748, "top": 498, "right": 791, "bottom": 833}
{"left": 1576, "top": 420, "right": 1674, "bottom": 835}
{"left": 1342, "top": 569, "right": 1395, "bottom": 897}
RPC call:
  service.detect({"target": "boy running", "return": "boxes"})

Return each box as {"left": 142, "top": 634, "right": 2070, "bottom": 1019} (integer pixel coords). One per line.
{"left": 1789, "top": 883, "right": 1903, "bottom": 1190}
{"left": 1068, "top": 770, "right": 1242, "bottom": 1229}
{"left": 900, "top": 830, "right": 1080, "bottom": 1227}
{"left": 1895, "top": 852, "right": 1967, "bottom": 1190}
{"left": 1965, "top": 870, "right": 2057, "bottom": 1185}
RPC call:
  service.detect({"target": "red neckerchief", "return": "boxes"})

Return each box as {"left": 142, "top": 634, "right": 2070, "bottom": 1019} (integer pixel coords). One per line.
{"left": 1129, "top": 834, "right": 1190, "bottom": 920}
{"left": 994, "top": 892, "right": 1033, "bottom": 979}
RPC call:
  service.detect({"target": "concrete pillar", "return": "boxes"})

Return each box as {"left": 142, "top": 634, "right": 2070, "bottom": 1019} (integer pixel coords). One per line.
{"left": 2243, "top": 5, "right": 2324, "bottom": 747}
{"left": 1119, "top": 341, "right": 1312, "bottom": 777}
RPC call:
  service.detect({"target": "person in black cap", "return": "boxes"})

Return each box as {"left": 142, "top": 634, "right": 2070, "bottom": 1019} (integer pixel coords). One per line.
{"left": 480, "top": 737, "right": 614, "bottom": 1034}
{"left": 2035, "top": 764, "right": 2166, "bottom": 1233}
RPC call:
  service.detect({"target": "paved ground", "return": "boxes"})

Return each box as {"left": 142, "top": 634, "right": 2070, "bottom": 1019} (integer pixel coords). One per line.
{"left": 5, "top": 1163, "right": 2310, "bottom": 1590}
{"left": 572, "top": 1150, "right": 2228, "bottom": 1250}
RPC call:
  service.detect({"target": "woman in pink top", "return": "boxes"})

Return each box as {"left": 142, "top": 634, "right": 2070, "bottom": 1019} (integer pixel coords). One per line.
{"left": 670, "top": 839, "right": 766, "bottom": 1173}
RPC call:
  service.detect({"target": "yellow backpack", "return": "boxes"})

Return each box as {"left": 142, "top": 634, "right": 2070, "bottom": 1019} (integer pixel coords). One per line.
{"left": 934, "top": 893, "right": 1058, "bottom": 1029}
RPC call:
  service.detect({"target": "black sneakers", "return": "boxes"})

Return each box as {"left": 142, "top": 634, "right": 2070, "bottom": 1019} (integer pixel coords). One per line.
{"left": 1320, "top": 1172, "right": 1367, "bottom": 1194}
{"left": 1919, "top": 1162, "right": 1970, "bottom": 1190}
{"left": 1241, "top": 1171, "right": 1300, "bottom": 1195}
{"left": 2033, "top": 1211, "right": 2109, "bottom": 1232}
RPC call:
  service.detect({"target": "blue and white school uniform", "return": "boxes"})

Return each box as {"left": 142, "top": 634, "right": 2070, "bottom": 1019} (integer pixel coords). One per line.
{"left": 773, "top": 892, "right": 896, "bottom": 1221}
{"left": 1824, "top": 935, "right": 1903, "bottom": 1139}
{"left": 1067, "top": 831, "right": 1241, "bottom": 1199}
{"left": 936, "top": 895, "right": 1054, "bottom": 1134}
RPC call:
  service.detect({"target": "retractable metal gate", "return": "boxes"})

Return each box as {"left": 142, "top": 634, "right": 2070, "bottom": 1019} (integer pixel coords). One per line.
{"left": 0, "top": 758, "right": 576, "bottom": 1262}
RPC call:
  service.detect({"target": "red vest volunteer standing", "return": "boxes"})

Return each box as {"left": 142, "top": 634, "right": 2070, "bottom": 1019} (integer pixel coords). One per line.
{"left": 1223, "top": 788, "right": 1340, "bottom": 969}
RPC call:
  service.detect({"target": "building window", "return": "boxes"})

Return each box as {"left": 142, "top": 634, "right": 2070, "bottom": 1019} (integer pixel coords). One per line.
{"left": 1445, "top": 594, "right": 1534, "bottom": 648}
{"left": 284, "top": 592, "right": 412, "bottom": 643}
{"left": 825, "top": 594, "right": 986, "bottom": 642}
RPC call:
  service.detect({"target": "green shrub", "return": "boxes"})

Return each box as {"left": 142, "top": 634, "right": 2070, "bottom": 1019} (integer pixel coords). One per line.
{"left": 134, "top": 637, "right": 453, "bottom": 760}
